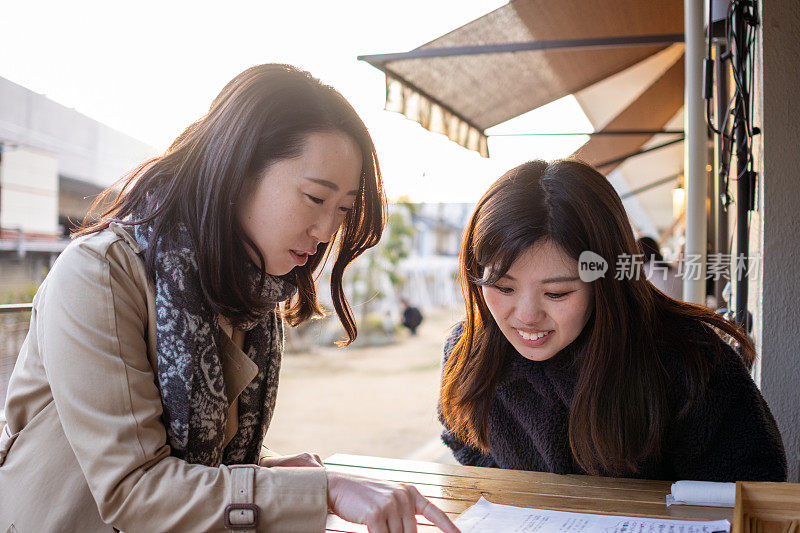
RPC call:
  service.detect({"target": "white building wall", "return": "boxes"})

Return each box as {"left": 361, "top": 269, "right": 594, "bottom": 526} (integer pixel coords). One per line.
{"left": 0, "top": 75, "right": 156, "bottom": 189}
{"left": 0, "top": 146, "right": 58, "bottom": 235}
{"left": 754, "top": 0, "right": 800, "bottom": 482}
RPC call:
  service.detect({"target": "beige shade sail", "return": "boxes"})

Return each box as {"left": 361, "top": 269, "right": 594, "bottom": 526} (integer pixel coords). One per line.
{"left": 574, "top": 54, "right": 685, "bottom": 173}
{"left": 361, "top": 0, "right": 684, "bottom": 156}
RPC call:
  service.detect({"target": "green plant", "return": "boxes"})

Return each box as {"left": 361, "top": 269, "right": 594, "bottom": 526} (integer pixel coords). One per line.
{"left": 381, "top": 202, "right": 417, "bottom": 286}
{"left": 0, "top": 283, "right": 39, "bottom": 304}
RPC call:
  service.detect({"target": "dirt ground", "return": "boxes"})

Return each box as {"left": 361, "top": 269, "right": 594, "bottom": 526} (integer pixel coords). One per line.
{"left": 266, "top": 306, "right": 463, "bottom": 463}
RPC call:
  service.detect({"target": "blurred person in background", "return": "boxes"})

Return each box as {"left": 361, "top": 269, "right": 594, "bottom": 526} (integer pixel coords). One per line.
{"left": 401, "top": 299, "right": 424, "bottom": 335}
{"left": 638, "top": 236, "right": 683, "bottom": 301}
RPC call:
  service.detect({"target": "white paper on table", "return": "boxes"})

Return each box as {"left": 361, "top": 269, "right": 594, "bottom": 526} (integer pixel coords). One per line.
{"left": 455, "top": 497, "right": 731, "bottom": 533}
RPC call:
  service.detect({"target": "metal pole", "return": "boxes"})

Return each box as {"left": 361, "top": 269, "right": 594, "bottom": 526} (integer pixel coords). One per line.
{"left": 358, "top": 34, "right": 686, "bottom": 64}
{"left": 683, "top": 0, "right": 709, "bottom": 304}
{"left": 488, "top": 130, "right": 685, "bottom": 137}
{"left": 596, "top": 137, "right": 685, "bottom": 169}
{"left": 620, "top": 172, "right": 682, "bottom": 200}
{"left": 714, "top": 41, "right": 730, "bottom": 307}
{"left": 732, "top": 4, "right": 751, "bottom": 331}
{"left": 0, "top": 303, "right": 33, "bottom": 314}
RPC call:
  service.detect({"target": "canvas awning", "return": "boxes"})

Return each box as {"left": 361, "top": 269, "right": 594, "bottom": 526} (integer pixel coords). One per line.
{"left": 575, "top": 54, "right": 685, "bottom": 173}
{"left": 360, "top": 0, "right": 684, "bottom": 157}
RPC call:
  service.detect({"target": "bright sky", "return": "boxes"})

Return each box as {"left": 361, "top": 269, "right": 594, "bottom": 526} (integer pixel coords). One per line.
{"left": 0, "top": 0, "right": 592, "bottom": 202}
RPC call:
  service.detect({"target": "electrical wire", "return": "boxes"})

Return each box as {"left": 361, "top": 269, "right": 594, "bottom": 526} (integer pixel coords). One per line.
{"left": 706, "top": 0, "right": 722, "bottom": 135}
{"left": 695, "top": 0, "right": 760, "bottom": 337}
{"left": 708, "top": 0, "right": 758, "bottom": 208}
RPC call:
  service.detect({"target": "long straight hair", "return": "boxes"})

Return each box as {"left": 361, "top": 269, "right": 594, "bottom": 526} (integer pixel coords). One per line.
{"left": 77, "top": 64, "right": 386, "bottom": 344}
{"left": 440, "top": 159, "right": 754, "bottom": 476}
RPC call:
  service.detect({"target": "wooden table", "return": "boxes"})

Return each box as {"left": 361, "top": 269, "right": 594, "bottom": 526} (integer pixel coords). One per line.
{"left": 324, "top": 454, "right": 734, "bottom": 532}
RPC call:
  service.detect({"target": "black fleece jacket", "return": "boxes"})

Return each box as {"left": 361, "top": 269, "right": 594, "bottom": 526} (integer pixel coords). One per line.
{"left": 440, "top": 320, "right": 787, "bottom": 482}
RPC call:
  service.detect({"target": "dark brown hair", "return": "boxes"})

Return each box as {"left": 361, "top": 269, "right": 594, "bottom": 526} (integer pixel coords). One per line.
{"left": 77, "top": 64, "right": 386, "bottom": 344}
{"left": 440, "top": 159, "right": 754, "bottom": 476}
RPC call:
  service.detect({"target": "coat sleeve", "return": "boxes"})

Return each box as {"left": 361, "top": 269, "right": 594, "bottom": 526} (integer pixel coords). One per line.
{"left": 439, "top": 322, "right": 499, "bottom": 468}
{"left": 38, "top": 240, "right": 327, "bottom": 532}
{"left": 664, "top": 333, "right": 787, "bottom": 482}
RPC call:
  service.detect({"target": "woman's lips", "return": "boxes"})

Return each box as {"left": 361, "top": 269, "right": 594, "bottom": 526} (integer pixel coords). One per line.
{"left": 514, "top": 328, "right": 554, "bottom": 347}
{"left": 290, "top": 250, "right": 312, "bottom": 266}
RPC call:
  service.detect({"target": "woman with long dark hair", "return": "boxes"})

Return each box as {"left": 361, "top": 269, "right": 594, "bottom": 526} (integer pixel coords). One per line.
{"left": 1, "top": 64, "right": 457, "bottom": 533}
{"left": 440, "top": 159, "right": 786, "bottom": 481}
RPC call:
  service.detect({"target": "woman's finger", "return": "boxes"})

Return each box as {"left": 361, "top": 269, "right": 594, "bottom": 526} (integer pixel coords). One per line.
{"left": 413, "top": 491, "right": 459, "bottom": 533}
{"left": 366, "top": 515, "right": 390, "bottom": 533}
{"left": 401, "top": 512, "right": 418, "bottom": 533}
{"left": 400, "top": 487, "right": 418, "bottom": 533}
{"left": 259, "top": 452, "right": 323, "bottom": 468}
{"left": 386, "top": 511, "right": 404, "bottom": 533}
{"left": 384, "top": 492, "right": 405, "bottom": 533}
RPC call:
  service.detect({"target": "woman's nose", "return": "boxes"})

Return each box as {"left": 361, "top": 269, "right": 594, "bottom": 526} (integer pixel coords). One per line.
{"left": 515, "top": 298, "right": 546, "bottom": 326}
{"left": 308, "top": 210, "right": 339, "bottom": 244}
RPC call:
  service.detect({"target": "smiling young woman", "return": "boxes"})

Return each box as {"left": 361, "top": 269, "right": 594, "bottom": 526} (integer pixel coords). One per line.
{"left": 0, "top": 64, "right": 457, "bottom": 533}
{"left": 439, "top": 159, "right": 787, "bottom": 483}
{"left": 480, "top": 240, "right": 594, "bottom": 362}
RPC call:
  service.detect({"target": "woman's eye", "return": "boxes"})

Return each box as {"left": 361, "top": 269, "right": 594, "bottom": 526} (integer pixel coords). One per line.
{"left": 305, "top": 194, "right": 324, "bottom": 204}
{"left": 545, "top": 292, "right": 570, "bottom": 299}
{"left": 494, "top": 286, "right": 514, "bottom": 294}
{"left": 339, "top": 206, "right": 352, "bottom": 214}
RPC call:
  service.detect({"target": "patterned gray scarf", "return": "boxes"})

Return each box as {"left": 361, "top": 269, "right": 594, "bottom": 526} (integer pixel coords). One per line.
{"left": 132, "top": 220, "right": 296, "bottom": 466}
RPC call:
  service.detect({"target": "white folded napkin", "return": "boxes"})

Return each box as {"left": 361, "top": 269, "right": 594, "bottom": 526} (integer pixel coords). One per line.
{"left": 666, "top": 480, "right": 736, "bottom": 507}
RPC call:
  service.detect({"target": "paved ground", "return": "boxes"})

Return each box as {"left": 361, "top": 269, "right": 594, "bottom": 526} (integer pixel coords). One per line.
{"left": 266, "top": 307, "right": 462, "bottom": 463}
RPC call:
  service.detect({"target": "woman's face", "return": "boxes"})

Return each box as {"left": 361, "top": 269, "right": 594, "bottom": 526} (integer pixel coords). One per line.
{"left": 238, "top": 130, "right": 362, "bottom": 276}
{"left": 481, "top": 240, "right": 594, "bottom": 362}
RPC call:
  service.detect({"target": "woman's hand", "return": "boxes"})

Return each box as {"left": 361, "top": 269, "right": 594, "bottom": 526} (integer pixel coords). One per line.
{"left": 326, "top": 471, "right": 460, "bottom": 533}
{"left": 258, "top": 452, "right": 323, "bottom": 468}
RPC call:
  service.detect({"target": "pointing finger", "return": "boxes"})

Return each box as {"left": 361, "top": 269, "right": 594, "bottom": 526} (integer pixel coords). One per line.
{"left": 413, "top": 491, "right": 460, "bottom": 533}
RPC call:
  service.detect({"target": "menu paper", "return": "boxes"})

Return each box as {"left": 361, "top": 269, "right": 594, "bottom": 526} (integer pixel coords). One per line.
{"left": 455, "top": 497, "right": 731, "bottom": 533}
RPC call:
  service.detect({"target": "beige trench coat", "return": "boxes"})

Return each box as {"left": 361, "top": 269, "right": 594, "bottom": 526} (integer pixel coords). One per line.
{"left": 0, "top": 224, "right": 327, "bottom": 532}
